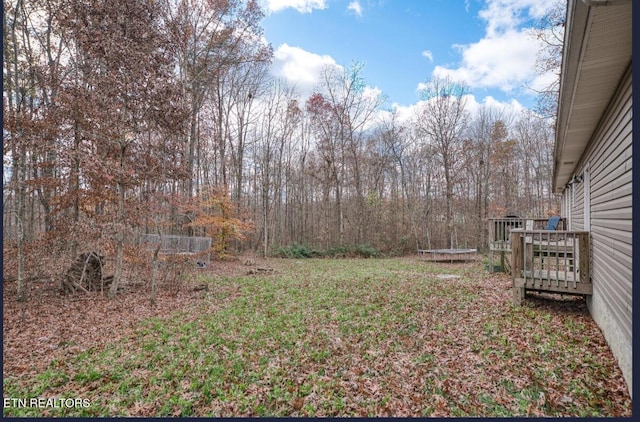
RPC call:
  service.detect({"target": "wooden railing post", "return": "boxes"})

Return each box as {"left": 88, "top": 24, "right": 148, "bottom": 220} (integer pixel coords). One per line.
{"left": 511, "top": 229, "right": 524, "bottom": 305}
{"left": 511, "top": 230, "right": 523, "bottom": 277}
{"left": 579, "top": 232, "right": 590, "bottom": 284}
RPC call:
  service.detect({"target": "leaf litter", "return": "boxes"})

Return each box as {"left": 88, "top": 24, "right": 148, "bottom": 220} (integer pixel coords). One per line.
{"left": 2, "top": 257, "right": 632, "bottom": 416}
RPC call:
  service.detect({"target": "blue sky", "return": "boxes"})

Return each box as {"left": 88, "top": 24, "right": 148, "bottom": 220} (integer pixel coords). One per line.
{"left": 259, "top": 0, "right": 559, "bottom": 115}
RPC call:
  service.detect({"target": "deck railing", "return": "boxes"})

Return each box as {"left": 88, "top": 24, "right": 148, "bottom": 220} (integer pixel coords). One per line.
{"left": 510, "top": 229, "right": 591, "bottom": 304}
{"left": 488, "top": 217, "right": 566, "bottom": 252}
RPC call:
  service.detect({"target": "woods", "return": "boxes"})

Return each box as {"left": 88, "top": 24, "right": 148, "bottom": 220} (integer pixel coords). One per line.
{"left": 3, "top": 0, "right": 560, "bottom": 299}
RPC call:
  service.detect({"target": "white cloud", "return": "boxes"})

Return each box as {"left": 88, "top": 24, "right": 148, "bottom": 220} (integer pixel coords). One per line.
{"left": 528, "top": 69, "right": 557, "bottom": 93}
{"left": 271, "top": 43, "right": 342, "bottom": 97}
{"left": 479, "top": 0, "right": 556, "bottom": 37}
{"left": 363, "top": 85, "right": 383, "bottom": 101}
{"left": 462, "top": 94, "right": 526, "bottom": 121}
{"left": 348, "top": 1, "right": 363, "bottom": 16}
{"left": 262, "top": 0, "right": 327, "bottom": 14}
{"left": 433, "top": 29, "right": 540, "bottom": 93}
{"left": 270, "top": 44, "right": 387, "bottom": 109}
{"left": 390, "top": 94, "right": 525, "bottom": 126}
{"left": 430, "top": 0, "right": 558, "bottom": 97}
{"left": 388, "top": 102, "right": 421, "bottom": 125}
{"left": 421, "top": 50, "right": 433, "bottom": 62}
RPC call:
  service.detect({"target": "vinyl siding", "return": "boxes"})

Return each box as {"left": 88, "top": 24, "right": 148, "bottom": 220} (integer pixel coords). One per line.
{"left": 563, "top": 65, "right": 632, "bottom": 392}
{"left": 573, "top": 179, "right": 584, "bottom": 230}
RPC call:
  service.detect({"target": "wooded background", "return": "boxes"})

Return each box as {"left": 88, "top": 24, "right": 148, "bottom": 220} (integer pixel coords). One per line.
{"left": 3, "top": 0, "right": 562, "bottom": 299}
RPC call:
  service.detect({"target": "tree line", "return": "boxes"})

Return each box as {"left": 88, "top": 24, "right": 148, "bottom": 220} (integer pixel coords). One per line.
{"left": 3, "top": 0, "right": 560, "bottom": 300}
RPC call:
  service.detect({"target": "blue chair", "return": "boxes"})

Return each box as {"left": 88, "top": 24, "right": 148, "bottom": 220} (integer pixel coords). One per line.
{"left": 546, "top": 215, "right": 561, "bottom": 230}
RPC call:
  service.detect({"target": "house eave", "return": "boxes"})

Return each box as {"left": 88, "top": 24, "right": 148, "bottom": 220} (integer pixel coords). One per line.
{"left": 552, "top": 0, "right": 632, "bottom": 193}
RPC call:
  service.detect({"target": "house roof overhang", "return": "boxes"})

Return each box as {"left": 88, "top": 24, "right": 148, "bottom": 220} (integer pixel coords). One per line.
{"left": 553, "top": 0, "right": 632, "bottom": 193}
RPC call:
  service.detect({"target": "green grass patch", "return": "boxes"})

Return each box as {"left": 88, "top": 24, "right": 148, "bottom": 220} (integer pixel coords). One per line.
{"left": 3, "top": 258, "right": 630, "bottom": 417}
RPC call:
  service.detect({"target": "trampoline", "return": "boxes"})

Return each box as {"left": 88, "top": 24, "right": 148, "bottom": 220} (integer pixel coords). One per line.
{"left": 417, "top": 248, "right": 478, "bottom": 263}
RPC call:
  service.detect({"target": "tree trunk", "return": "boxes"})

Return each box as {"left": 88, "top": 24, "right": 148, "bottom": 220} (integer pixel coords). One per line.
{"left": 16, "top": 145, "right": 27, "bottom": 302}
{"left": 109, "top": 143, "right": 126, "bottom": 298}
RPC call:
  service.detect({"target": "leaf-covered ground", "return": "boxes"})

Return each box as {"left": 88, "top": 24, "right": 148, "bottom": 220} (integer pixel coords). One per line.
{"left": 3, "top": 257, "right": 631, "bottom": 416}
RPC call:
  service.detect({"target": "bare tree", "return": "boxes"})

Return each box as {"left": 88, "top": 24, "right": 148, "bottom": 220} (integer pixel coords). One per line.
{"left": 3, "top": 0, "right": 56, "bottom": 300}
{"left": 415, "top": 76, "right": 469, "bottom": 249}
{"left": 465, "top": 106, "right": 516, "bottom": 246}
{"left": 529, "top": 0, "right": 566, "bottom": 119}
{"left": 489, "top": 121, "right": 518, "bottom": 214}
{"left": 228, "top": 58, "right": 271, "bottom": 211}
{"left": 376, "top": 112, "right": 418, "bottom": 249}
{"left": 252, "top": 79, "right": 300, "bottom": 256}
{"left": 514, "top": 111, "right": 558, "bottom": 215}
{"left": 315, "top": 62, "right": 385, "bottom": 244}
{"left": 167, "top": 0, "right": 270, "bottom": 199}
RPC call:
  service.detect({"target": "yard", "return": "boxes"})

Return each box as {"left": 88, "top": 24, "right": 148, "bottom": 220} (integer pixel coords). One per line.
{"left": 2, "top": 257, "right": 631, "bottom": 417}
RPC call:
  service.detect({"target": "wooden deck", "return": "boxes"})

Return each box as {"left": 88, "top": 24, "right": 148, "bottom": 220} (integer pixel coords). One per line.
{"left": 488, "top": 217, "right": 566, "bottom": 252}
{"left": 486, "top": 217, "right": 566, "bottom": 272}
{"left": 511, "top": 229, "right": 591, "bottom": 304}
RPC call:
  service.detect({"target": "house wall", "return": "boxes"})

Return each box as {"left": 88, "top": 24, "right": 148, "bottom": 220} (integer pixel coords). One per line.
{"left": 561, "top": 65, "right": 632, "bottom": 395}
{"left": 573, "top": 175, "right": 585, "bottom": 230}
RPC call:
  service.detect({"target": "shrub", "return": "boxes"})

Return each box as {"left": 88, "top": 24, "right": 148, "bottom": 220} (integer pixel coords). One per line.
{"left": 326, "top": 243, "right": 379, "bottom": 258}
{"left": 353, "top": 243, "right": 379, "bottom": 258}
{"left": 271, "top": 244, "right": 317, "bottom": 258}
{"left": 270, "top": 243, "right": 380, "bottom": 259}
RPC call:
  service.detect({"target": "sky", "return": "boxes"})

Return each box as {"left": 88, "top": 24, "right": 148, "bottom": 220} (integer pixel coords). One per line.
{"left": 259, "top": 0, "right": 559, "bottom": 117}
